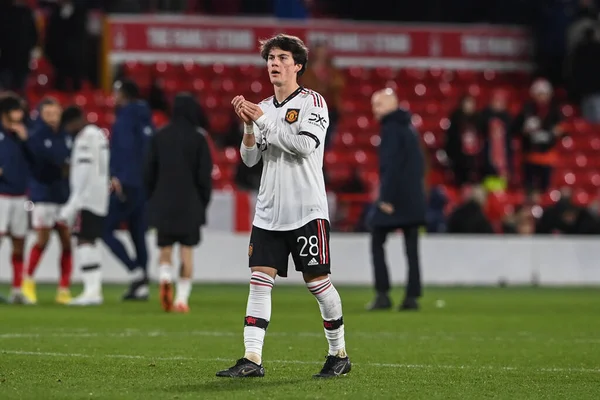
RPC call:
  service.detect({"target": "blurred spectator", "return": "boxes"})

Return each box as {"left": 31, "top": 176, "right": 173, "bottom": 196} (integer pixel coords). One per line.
{"left": 532, "top": 0, "right": 577, "bottom": 85}
{"left": 536, "top": 187, "right": 600, "bottom": 234}
{"left": 512, "top": 79, "right": 563, "bottom": 195}
{"left": 567, "top": 0, "right": 600, "bottom": 55}
{"left": 446, "top": 185, "right": 494, "bottom": 234}
{"left": 502, "top": 204, "right": 536, "bottom": 235}
{"left": 0, "top": 0, "right": 38, "bottom": 94}
{"left": 444, "top": 95, "right": 480, "bottom": 186}
{"left": 220, "top": 120, "right": 262, "bottom": 191}
{"left": 44, "top": 0, "right": 87, "bottom": 92}
{"left": 425, "top": 185, "right": 448, "bottom": 233}
{"left": 204, "top": 0, "right": 242, "bottom": 14}
{"left": 479, "top": 89, "right": 513, "bottom": 187}
{"left": 274, "top": 0, "right": 311, "bottom": 19}
{"left": 301, "top": 42, "right": 344, "bottom": 149}
{"left": 569, "top": 27, "right": 600, "bottom": 122}
{"left": 338, "top": 169, "right": 367, "bottom": 194}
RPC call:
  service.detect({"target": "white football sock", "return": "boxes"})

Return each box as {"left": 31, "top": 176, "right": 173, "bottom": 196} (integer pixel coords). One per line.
{"left": 175, "top": 278, "right": 191, "bottom": 304}
{"left": 159, "top": 263, "right": 173, "bottom": 283}
{"left": 78, "top": 243, "right": 102, "bottom": 297}
{"left": 243, "top": 271, "right": 274, "bottom": 365}
{"left": 307, "top": 277, "right": 346, "bottom": 357}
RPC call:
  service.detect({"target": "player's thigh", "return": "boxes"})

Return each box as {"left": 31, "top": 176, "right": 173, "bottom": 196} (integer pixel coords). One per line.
{"left": 0, "top": 197, "right": 12, "bottom": 235}
{"left": 289, "top": 219, "right": 331, "bottom": 276}
{"left": 73, "top": 210, "right": 105, "bottom": 243}
{"left": 248, "top": 226, "right": 289, "bottom": 277}
{"left": 179, "top": 230, "right": 200, "bottom": 247}
{"left": 8, "top": 197, "right": 28, "bottom": 238}
{"left": 31, "top": 203, "right": 59, "bottom": 229}
{"left": 156, "top": 232, "right": 177, "bottom": 248}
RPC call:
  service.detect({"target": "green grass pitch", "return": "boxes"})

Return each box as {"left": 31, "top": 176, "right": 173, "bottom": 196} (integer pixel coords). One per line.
{"left": 1, "top": 284, "right": 599, "bottom": 399}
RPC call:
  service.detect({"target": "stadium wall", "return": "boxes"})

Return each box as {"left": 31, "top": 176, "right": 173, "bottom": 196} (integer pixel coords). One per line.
{"left": 103, "top": 15, "right": 533, "bottom": 89}
{"left": 1, "top": 232, "right": 598, "bottom": 286}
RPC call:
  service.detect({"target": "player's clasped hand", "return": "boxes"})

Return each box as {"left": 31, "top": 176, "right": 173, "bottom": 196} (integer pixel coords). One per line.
{"left": 232, "top": 95, "right": 252, "bottom": 124}
{"left": 240, "top": 101, "right": 264, "bottom": 121}
{"left": 231, "top": 96, "right": 264, "bottom": 123}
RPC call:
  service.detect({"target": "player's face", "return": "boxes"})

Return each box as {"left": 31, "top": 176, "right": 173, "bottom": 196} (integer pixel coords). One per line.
{"left": 267, "top": 48, "right": 301, "bottom": 87}
{"left": 371, "top": 94, "right": 387, "bottom": 121}
{"left": 113, "top": 89, "right": 124, "bottom": 106}
{"left": 533, "top": 90, "right": 551, "bottom": 104}
{"left": 7, "top": 109, "right": 24, "bottom": 124}
{"left": 66, "top": 117, "right": 85, "bottom": 135}
{"left": 41, "top": 104, "right": 62, "bottom": 130}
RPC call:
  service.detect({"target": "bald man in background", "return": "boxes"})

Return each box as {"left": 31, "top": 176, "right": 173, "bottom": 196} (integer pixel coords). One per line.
{"left": 366, "top": 89, "right": 427, "bottom": 311}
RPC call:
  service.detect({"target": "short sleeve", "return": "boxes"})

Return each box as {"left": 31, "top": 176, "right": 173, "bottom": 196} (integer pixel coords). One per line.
{"left": 299, "top": 93, "right": 329, "bottom": 149}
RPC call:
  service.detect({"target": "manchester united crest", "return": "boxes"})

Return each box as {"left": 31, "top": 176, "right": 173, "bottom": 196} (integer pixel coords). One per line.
{"left": 285, "top": 108, "right": 300, "bottom": 124}
{"left": 248, "top": 243, "right": 253, "bottom": 257}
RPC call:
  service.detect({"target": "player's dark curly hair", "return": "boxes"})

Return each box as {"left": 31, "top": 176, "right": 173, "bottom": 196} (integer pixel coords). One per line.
{"left": 259, "top": 34, "right": 309, "bottom": 77}
{"left": 0, "top": 92, "right": 23, "bottom": 116}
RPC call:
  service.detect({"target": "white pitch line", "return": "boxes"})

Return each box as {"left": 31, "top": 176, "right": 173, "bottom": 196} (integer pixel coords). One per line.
{"left": 3, "top": 350, "right": 600, "bottom": 374}
{"left": 1, "top": 330, "right": 600, "bottom": 344}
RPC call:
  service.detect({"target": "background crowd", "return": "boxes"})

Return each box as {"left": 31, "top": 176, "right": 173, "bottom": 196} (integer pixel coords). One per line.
{"left": 1, "top": 0, "right": 600, "bottom": 236}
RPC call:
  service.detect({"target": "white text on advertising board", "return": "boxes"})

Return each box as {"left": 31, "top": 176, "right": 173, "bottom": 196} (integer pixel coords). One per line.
{"left": 461, "top": 35, "right": 529, "bottom": 57}
{"left": 147, "top": 28, "right": 254, "bottom": 50}
{"left": 307, "top": 32, "right": 411, "bottom": 54}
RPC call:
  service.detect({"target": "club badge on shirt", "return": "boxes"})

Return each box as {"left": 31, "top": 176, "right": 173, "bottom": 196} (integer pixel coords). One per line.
{"left": 285, "top": 108, "right": 300, "bottom": 124}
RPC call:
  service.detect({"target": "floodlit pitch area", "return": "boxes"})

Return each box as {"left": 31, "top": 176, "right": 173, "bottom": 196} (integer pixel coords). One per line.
{"left": 1, "top": 284, "right": 599, "bottom": 399}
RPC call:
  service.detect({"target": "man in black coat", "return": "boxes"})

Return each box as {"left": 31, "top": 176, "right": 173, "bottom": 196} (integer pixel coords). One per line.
{"left": 144, "top": 92, "right": 213, "bottom": 313}
{"left": 367, "top": 88, "right": 426, "bottom": 311}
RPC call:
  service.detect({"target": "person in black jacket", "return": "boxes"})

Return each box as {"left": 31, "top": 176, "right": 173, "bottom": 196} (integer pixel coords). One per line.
{"left": 478, "top": 90, "right": 512, "bottom": 183}
{"left": 511, "top": 79, "right": 563, "bottom": 195}
{"left": 144, "top": 93, "right": 213, "bottom": 313}
{"left": 444, "top": 95, "right": 480, "bottom": 186}
{"left": 366, "top": 88, "right": 426, "bottom": 311}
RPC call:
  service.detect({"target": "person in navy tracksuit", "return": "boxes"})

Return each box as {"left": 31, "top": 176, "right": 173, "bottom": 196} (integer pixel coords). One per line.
{"left": 104, "top": 79, "right": 154, "bottom": 301}
{"left": 0, "top": 93, "right": 32, "bottom": 304}
{"left": 22, "top": 97, "right": 73, "bottom": 305}
{"left": 367, "top": 89, "right": 426, "bottom": 312}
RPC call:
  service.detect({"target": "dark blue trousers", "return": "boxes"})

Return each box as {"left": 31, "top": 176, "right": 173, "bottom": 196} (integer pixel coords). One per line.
{"left": 103, "top": 186, "right": 148, "bottom": 276}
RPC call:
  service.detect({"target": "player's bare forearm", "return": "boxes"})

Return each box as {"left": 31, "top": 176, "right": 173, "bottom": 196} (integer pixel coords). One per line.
{"left": 242, "top": 132, "right": 256, "bottom": 148}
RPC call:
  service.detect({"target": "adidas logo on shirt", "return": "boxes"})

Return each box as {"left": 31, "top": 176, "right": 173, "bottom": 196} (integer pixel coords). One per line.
{"left": 308, "top": 258, "right": 318, "bottom": 266}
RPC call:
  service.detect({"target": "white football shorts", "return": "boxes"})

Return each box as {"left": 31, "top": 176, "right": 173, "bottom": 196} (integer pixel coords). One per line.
{"left": 0, "top": 195, "right": 29, "bottom": 237}
{"left": 31, "top": 202, "right": 61, "bottom": 230}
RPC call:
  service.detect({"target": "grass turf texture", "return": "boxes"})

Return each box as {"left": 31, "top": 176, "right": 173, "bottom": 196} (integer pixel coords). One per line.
{"left": 0, "top": 284, "right": 599, "bottom": 400}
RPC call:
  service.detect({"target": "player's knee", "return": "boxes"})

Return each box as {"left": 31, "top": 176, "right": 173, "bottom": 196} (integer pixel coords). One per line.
{"left": 11, "top": 237, "right": 25, "bottom": 255}
{"left": 36, "top": 229, "right": 51, "bottom": 247}
{"left": 250, "top": 266, "right": 277, "bottom": 279}
{"left": 303, "top": 272, "right": 329, "bottom": 284}
{"left": 159, "top": 246, "right": 173, "bottom": 261}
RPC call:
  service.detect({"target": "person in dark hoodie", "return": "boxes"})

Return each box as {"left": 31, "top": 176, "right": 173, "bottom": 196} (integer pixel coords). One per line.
{"left": 22, "top": 97, "right": 73, "bottom": 305}
{"left": 366, "top": 88, "right": 426, "bottom": 312}
{"left": 569, "top": 27, "right": 600, "bottom": 123}
{"left": 446, "top": 185, "right": 494, "bottom": 234}
{"left": 0, "top": 92, "right": 32, "bottom": 304}
{"left": 103, "top": 79, "right": 154, "bottom": 301}
{"left": 479, "top": 89, "right": 513, "bottom": 185}
{"left": 0, "top": 0, "right": 38, "bottom": 94}
{"left": 144, "top": 93, "right": 213, "bottom": 313}
{"left": 444, "top": 95, "right": 481, "bottom": 187}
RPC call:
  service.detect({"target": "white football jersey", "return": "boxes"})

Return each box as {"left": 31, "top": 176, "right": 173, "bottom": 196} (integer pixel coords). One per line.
{"left": 241, "top": 86, "right": 330, "bottom": 231}
{"left": 68, "top": 125, "right": 110, "bottom": 216}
